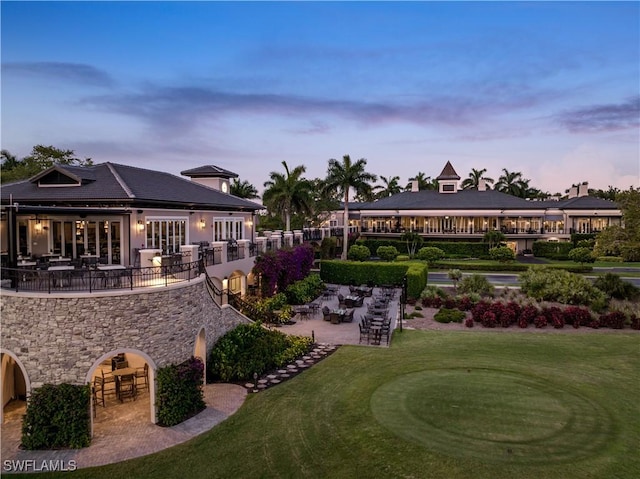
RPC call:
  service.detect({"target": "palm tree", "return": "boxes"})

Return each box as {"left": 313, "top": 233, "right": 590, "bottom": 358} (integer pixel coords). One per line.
{"left": 230, "top": 179, "right": 259, "bottom": 199}
{"left": 405, "top": 171, "right": 431, "bottom": 191}
{"left": 324, "top": 155, "right": 378, "bottom": 259}
{"left": 262, "top": 161, "right": 313, "bottom": 232}
{"left": 461, "top": 168, "right": 494, "bottom": 190}
{"left": 495, "top": 168, "right": 528, "bottom": 197}
{"left": 375, "top": 175, "right": 402, "bottom": 198}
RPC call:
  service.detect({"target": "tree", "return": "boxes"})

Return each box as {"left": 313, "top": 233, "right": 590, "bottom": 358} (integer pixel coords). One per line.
{"left": 595, "top": 187, "right": 640, "bottom": 261}
{"left": 230, "top": 179, "right": 259, "bottom": 199}
{"left": 324, "top": 155, "right": 377, "bottom": 260}
{"left": 375, "top": 175, "right": 402, "bottom": 198}
{"left": 262, "top": 161, "right": 313, "bottom": 232}
{"left": 1, "top": 145, "right": 92, "bottom": 184}
{"left": 307, "top": 178, "right": 340, "bottom": 228}
{"left": 568, "top": 247, "right": 595, "bottom": 264}
{"left": 495, "top": 168, "right": 529, "bottom": 197}
{"left": 461, "top": 168, "right": 494, "bottom": 190}
{"left": 400, "top": 231, "right": 424, "bottom": 258}
{"left": 483, "top": 230, "right": 506, "bottom": 249}
{"left": 405, "top": 171, "right": 437, "bottom": 191}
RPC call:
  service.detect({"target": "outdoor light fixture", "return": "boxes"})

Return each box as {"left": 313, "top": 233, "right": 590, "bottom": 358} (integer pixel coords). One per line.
{"left": 222, "top": 276, "right": 228, "bottom": 291}
{"left": 137, "top": 220, "right": 145, "bottom": 232}
{"left": 34, "top": 220, "right": 42, "bottom": 233}
{"left": 199, "top": 219, "right": 206, "bottom": 229}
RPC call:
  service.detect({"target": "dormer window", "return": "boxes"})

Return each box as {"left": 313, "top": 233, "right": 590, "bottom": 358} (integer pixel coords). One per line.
{"left": 30, "top": 166, "right": 87, "bottom": 188}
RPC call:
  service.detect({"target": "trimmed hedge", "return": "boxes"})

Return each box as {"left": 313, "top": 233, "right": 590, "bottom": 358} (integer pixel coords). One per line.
{"left": 429, "top": 261, "right": 592, "bottom": 273}
{"left": 319, "top": 260, "right": 428, "bottom": 299}
{"left": 532, "top": 241, "right": 574, "bottom": 259}
{"left": 22, "top": 383, "right": 91, "bottom": 450}
{"left": 357, "top": 239, "right": 489, "bottom": 258}
{"left": 156, "top": 356, "right": 206, "bottom": 427}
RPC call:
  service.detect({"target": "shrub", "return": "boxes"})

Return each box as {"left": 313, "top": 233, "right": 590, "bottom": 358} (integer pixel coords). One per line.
{"left": 534, "top": 315, "right": 548, "bottom": 328}
{"left": 157, "top": 357, "right": 206, "bottom": 427}
{"left": 434, "top": 308, "right": 466, "bottom": 323}
{"left": 568, "top": 247, "right": 595, "bottom": 264}
{"left": 284, "top": 273, "right": 325, "bottom": 305}
{"left": 465, "top": 318, "right": 474, "bottom": 328}
{"left": 420, "top": 285, "right": 448, "bottom": 307}
{"left": 417, "top": 246, "right": 445, "bottom": 264}
{"left": 593, "top": 273, "right": 640, "bottom": 301}
{"left": 253, "top": 245, "right": 315, "bottom": 296}
{"left": 599, "top": 311, "right": 627, "bottom": 329}
{"left": 396, "top": 255, "right": 410, "bottom": 262}
{"left": 481, "top": 311, "right": 497, "bottom": 328}
{"left": 489, "top": 246, "right": 515, "bottom": 262}
{"left": 347, "top": 244, "right": 371, "bottom": 262}
{"left": 457, "top": 274, "right": 495, "bottom": 296}
{"left": 563, "top": 306, "right": 593, "bottom": 328}
{"left": 208, "top": 323, "right": 312, "bottom": 382}
{"left": 519, "top": 266, "right": 607, "bottom": 309}
{"left": 533, "top": 241, "right": 574, "bottom": 260}
{"left": 596, "top": 256, "right": 624, "bottom": 263}
{"left": 22, "top": 383, "right": 91, "bottom": 450}
{"left": 377, "top": 245, "right": 399, "bottom": 262}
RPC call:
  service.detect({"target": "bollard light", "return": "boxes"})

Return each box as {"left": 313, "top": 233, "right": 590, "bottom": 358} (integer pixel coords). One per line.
{"left": 253, "top": 372, "right": 258, "bottom": 393}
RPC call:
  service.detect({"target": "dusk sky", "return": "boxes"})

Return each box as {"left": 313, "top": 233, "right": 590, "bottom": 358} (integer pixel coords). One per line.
{"left": 2, "top": 1, "right": 639, "bottom": 196}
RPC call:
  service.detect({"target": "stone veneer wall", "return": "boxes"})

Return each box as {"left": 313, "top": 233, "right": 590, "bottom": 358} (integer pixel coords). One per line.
{"left": 0, "top": 276, "right": 250, "bottom": 388}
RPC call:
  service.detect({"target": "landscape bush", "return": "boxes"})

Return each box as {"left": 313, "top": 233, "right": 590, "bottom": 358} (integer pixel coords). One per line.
{"left": 532, "top": 241, "right": 574, "bottom": 259}
{"left": 457, "top": 273, "right": 495, "bottom": 296}
{"left": 208, "top": 322, "right": 312, "bottom": 382}
{"left": 347, "top": 244, "right": 371, "bottom": 262}
{"left": 593, "top": 273, "right": 640, "bottom": 301}
{"left": 376, "top": 245, "right": 399, "bottom": 262}
{"left": 416, "top": 246, "right": 445, "bottom": 264}
{"left": 284, "top": 273, "right": 325, "bottom": 304}
{"left": 21, "top": 383, "right": 91, "bottom": 450}
{"left": 434, "top": 308, "right": 466, "bottom": 323}
{"left": 156, "top": 357, "right": 206, "bottom": 427}
{"left": 568, "top": 247, "right": 595, "bottom": 264}
{"left": 519, "top": 266, "right": 607, "bottom": 309}
{"left": 489, "top": 246, "right": 515, "bottom": 262}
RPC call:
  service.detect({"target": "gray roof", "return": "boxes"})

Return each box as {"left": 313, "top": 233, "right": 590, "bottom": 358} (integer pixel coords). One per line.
{"left": 354, "top": 189, "right": 619, "bottom": 212}
{"left": 436, "top": 161, "right": 460, "bottom": 180}
{"left": 1, "top": 162, "right": 261, "bottom": 211}
{"left": 180, "top": 165, "right": 238, "bottom": 179}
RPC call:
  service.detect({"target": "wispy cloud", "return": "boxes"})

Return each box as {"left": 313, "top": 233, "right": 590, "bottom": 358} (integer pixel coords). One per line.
{"left": 81, "top": 83, "right": 553, "bottom": 134}
{"left": 2, "top": 61, "right": 115, "bottom": 87}
{"left": 555, "top": 96, "right": 640, "bottom": 132}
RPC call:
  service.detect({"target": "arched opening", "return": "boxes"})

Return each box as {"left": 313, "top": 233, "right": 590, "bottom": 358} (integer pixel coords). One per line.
{"left": 0, "top": 350, "right": 30, "bottom": 425}
{"left": 228, "top": 270, "right": 246, "bottom": 296}
{"left": 194, "top": 328, "right": 207, "bottom": 385}
{"left": 86, "top": 350, "right": 157, "bottom": 436}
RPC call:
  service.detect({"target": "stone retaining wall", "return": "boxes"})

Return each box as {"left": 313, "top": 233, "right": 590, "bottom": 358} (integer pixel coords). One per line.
{"left": 0, "top": 276, "right": 250, "bottom": 388}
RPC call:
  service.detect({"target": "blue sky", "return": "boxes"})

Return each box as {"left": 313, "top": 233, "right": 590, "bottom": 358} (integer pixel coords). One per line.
{"left": 2, "top": 1, "right": 639, "bottom": 195}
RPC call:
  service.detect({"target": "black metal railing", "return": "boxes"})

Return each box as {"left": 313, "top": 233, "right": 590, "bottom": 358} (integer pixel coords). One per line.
{"left": 1, "top": 260, "right": 202, "bottom": 294}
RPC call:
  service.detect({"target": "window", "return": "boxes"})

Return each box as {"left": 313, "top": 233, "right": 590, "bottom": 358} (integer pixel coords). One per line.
{"left": 145, "top": 218, "right": 187, "bottom": 253}
{"left": 213, "top": 218, "right": 244, "bottom": 241}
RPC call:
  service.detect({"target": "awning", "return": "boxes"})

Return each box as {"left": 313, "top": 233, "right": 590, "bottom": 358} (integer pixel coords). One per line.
{"left": 545, "top": 215, "right": 564, "bottom": 221}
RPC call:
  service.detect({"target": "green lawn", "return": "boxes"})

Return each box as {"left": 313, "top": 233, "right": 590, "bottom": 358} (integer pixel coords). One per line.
{"left": 38, "top": 331, "right": 639, "bottom": 479}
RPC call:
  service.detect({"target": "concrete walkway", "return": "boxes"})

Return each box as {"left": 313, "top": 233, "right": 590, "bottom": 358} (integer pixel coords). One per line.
{"left": 1, "top": 383, "right": 246, "bottom": 472}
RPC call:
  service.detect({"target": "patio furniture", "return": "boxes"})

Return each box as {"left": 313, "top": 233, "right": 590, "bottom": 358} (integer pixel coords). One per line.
{"left": 358, "top": 322, "right": 370, "bottom": 344}
{"left": 322, "top": 306, "right": 331, "bottom": 321}
{"left": 135, "top": 363, "right": 149, "bottom": 391}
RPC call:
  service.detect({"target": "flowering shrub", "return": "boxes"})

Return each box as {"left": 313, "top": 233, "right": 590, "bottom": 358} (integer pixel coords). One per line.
{"left": 534, "top": 315, "right": 548, "bottom": 328}
{"left": 465, "top": 318, "right": 474, "bottom": 327}
{"left": 518, "top": 317, "right": 528, "bottom": 328}
{"left": 599, "top": 311, "right": 626, "bottom": 329}
{"left": 563, "top": 306, "right": 593, "bottom": 328}
{"left": 542, "top": 306, "right": 564, "bottom": 329}
{"left": 481, "top": 311, "right": 497, "bottom": 328}
{"left": 253, "top": 245, "right": 315, "bottom": 296}
{"left": 156, "top": 357, "right": 206, "bottom": 427}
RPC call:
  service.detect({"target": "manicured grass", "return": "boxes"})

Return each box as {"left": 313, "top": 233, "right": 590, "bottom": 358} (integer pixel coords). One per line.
{"left": 37, "top": 331, "right": 639, "bottom": 479}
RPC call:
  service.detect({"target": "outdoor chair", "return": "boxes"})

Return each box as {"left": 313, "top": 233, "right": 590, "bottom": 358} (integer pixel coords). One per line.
{"left": 118, "top": 374, "right": 137, "bottom": 402}
{"left": 135, "top": 363, "right": 149, "bottom": 391}
{"left": 358, "top": 322, "right": 370, "bottom": 344}
{"left": 322, "top": 306, "right": 331, "bottom": 321}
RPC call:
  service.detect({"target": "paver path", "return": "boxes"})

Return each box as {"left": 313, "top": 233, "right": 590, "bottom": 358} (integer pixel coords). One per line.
{"left": 1, "top": 383, "right": 246, "bottom": 472}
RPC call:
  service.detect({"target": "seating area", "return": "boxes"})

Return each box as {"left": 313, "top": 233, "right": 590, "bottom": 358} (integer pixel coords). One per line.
{"left": 285, "top": 283, "right": 399, "bottom": 347}
{"left": 92, "top": 354, "right": 150, "bottom": 412}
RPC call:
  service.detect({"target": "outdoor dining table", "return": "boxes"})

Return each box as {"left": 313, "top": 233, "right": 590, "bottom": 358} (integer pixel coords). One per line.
{"left": 96, "top": 264, "right": 127, "bottom": 287}
{"left": 110, "top": 367, "right": 137, "bottom": 401}
{"left": 48, "top": 265, "right": 75, "bottom": 287}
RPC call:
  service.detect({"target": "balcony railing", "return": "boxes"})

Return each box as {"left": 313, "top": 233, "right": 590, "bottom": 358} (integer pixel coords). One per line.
{"left": 1, "top": 260, "right": 203, "bottom": 294}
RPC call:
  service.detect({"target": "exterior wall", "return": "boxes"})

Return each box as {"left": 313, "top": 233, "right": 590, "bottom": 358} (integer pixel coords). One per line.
{"left": 0, "top": 277, "right": 250, "bottom": 388}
